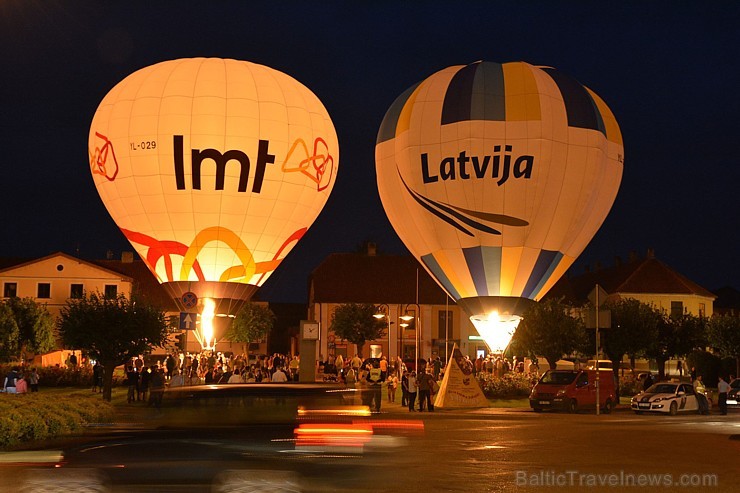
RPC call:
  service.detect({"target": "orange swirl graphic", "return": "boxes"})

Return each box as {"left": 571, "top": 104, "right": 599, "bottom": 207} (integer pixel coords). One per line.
{"left": 281, "top": 137, "right": 334, "bottom": 191}
{"left": 122, "top": 226, "right": 307, "bottom": 284}
{"left": 89, "top": 132, "right": 119, "bottom": 181}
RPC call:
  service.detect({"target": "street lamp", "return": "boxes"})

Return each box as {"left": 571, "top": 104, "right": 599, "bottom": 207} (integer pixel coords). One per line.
{"left": 401, "top": 303, "right": 420, "bottom": 371}
{"left": 374, "top": 304, "right": 392, "bottom": 360}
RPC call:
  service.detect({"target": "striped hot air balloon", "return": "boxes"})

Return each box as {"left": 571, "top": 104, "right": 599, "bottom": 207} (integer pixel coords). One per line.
{"left": 375, "top": 61, "right": 623, "bottom": 351}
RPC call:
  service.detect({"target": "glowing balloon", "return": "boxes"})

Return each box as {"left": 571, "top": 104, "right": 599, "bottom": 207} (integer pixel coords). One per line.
{"left": 89, "top": 58, "right": 338, "bottom": 311}
{"left": 376, "top": 61, "right": 623, "bottom": 351}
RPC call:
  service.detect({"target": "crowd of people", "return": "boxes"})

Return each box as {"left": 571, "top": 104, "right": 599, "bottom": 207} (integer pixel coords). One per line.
{"left": 1, "top": 367, "right": 40, "bottom": 394}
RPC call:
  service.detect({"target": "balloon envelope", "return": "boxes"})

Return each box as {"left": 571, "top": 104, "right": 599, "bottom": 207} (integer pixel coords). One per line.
{"left": 89, "top": 58, "right": 338, "bottom": 308}
{"left": 376, "top": 61, "right": 623, "bottom": 341}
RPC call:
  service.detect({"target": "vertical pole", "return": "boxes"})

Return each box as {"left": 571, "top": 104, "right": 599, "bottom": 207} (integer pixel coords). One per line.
{"left": 596, "top": 285, "right": 600, "bottom": 416}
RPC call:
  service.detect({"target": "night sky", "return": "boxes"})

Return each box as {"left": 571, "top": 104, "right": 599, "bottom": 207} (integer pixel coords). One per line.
{"left": 1, "top": 1, "right": 738, "bottom": 302}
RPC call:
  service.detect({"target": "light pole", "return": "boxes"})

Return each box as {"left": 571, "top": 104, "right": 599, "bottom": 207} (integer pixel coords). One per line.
{"left": 401, "top": 303, "right": 420, "bottom": 371}
{"left": 373, "top": 304, "right": 391, "bottom": 360}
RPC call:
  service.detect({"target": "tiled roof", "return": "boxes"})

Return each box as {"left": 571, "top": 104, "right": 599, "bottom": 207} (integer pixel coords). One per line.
{"left": 546, "top": 254, "right": 716, "bottom": 304}
{"left": 309, "top": 253, "right": 450, "bottom": 305}
{"left": 92, "top": 259, "right": 179, "bottom": 311}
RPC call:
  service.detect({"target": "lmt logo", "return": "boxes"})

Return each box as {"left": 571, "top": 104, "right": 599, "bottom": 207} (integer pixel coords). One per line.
{"left": 173, "top": 135, "right": 275, "bottom": 193}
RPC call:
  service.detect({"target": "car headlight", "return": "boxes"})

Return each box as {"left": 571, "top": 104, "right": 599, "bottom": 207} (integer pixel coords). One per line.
{"left": 556, "top": 390, "right": 567, "bottom": 397}
{"left": 653, "top": 397, "right": 662, "bottom": 403}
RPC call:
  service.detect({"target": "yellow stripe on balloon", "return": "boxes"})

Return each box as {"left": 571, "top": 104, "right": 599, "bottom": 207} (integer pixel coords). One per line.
{"left": 586, "top": 88, "right": 623, "bottom": 146}
{"left": 534, "top": 254, "right": 575, "bottom": 301}
{"left": 434, "top": 250, "right": 474, "bottom": 299}
{"left": 180, "top": 226, "right": 256, "bottom": 283}
{"left": 396, "top": 84, "right": 423, "bottom": 137}
{"left": 503, "top": 62, "right": 541, "bottom": 122}
{"left": 499, "top": 247, "right": 524, "bottom": 296}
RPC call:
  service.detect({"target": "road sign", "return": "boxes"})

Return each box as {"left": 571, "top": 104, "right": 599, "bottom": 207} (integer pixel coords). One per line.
{"left": 585, "top": 309, "right": 612, "bottom": 329}
{"left": 182, "top": 291, "right": 198, "bottom": 309}
{"left": 180, "top": 312, "right": 196, "bottom": 330}
{"left": 588, "top": 285, "right": 609, "bottom": 308}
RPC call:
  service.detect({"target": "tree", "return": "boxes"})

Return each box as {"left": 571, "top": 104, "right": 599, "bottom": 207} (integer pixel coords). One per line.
{"left": 511, "top": 297, "right": 588, "bottom": 371}
{"left": 225, "top": 302, "right": 275, "bottom": 349}
{"left": 645, "top": 312, "right": 706, "bottom": 380}
{"left": 603, "top": 298, "right": 661, "bottom": 398}
{"left": 6, "top": 297, "right": 56, "bottom": 360}
{"left": 0, "top": 303, "right": 20, "bottom": 362}
{"left": 330, "top": 303, "right": 385, "bottom": 358}
{"left": 707, "top": 313, "right": 740, "bottom": 377}
{"left": 58, "top": 292, "right": 170, "bottom": 401}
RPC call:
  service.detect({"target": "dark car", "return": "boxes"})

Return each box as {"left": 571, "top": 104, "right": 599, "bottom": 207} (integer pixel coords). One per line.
{"left": 13, "top": 384, "right": 415, "bottom": 493}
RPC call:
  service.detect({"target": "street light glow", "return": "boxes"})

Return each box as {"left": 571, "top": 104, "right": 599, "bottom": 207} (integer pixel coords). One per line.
{"left": 470, "top": 310, "right": 522, "bottom": 353}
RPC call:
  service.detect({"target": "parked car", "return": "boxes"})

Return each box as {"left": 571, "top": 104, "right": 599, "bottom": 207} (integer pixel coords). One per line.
{"left": 529, "top": 369, "right": 616, "bottom": 413}
{"left": 631, "top": 382, "right": 705, "bottom": 415}
{"left": 727, "top": 379, "right": 740, "bottom": 408}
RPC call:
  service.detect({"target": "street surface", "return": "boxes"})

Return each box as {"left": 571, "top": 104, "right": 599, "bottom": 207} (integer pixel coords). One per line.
{"left": 1, "top": 400, "right": 737, "bottom": 493}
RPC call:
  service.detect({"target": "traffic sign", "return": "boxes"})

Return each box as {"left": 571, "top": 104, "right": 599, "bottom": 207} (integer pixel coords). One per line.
{"left": 182, "top": 291, "right": 198, "bottom": 309}
{"left": 180, "top": 312, "right": 196, "bottom": 330}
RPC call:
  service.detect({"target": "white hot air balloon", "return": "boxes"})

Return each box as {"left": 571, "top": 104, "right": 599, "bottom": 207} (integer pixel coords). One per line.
{"left": 376, "top": 61, "right": 623, "bottom": 352}
{"left": 89, "top": 58, "right": 338, "bottom": 333}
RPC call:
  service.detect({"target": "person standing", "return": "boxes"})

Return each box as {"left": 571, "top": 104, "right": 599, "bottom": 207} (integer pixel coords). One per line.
{"left": 148, "top": 368, "right": 166, "bottom": 408}
{"left": 433, "top": 357, "right": 442, "bottom": 381}
{"left": 271, "top": 366, "right": 288, "bottom": 383}
{"left": 417, "top": 370, "right": 435, "bottom": 412}
{"left": 92, "top": 361, "right": 103, "bottom": 393}
{"left": 407, "top": 371, "right": 417, "bottom": 412}
{"left": 28, "top": 368, "right": 40, "bottom": 392}
{"left": 125, "top": 365, "right": 138, "bottom": 404}
{"left": 717, "top": 376, "right": 731, "bottom": 415}
{"left": 387, "top": 371, "right": 398, "bottom": 402}
{"left": 693, "top": 375, "right": 709, "bottom": 415}
{"left": 365, "top": 362, "right": 385, "bottom": 412}
{"left": 401, "top": 371, "right": 409, "bottom": 407}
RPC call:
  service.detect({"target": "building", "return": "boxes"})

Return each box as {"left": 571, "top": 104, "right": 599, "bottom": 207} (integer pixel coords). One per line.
{"left": 0, "top": 252, "right": 139, "bottom": 319}
{"left": 307, "top": 246, "right": 489, "bottom": 363}
{"left": 545, "top": 249, "right": 716, "bottom": 318}
{"left": 0, "top": 252, "right": 271, "bottom": 360}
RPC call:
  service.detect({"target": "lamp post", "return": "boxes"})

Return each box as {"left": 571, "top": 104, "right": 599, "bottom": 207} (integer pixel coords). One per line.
{"left": 374, "top": 304, "right": 391, "bottom": 360}
{"left": 401, "top": 303, "right": 420, "bottom": 371}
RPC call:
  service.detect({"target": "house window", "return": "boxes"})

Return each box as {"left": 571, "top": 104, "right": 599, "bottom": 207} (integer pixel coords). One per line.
{"left": 70, "top": 284, "right": 84, "bottom": 299}
{"left": 3, "top": 282, "right": 17, "bottom": 298}
{"left": 104, "top": 285, "right": 118, "bottom": 299}
{"left": 698, "top": 303, "right": 706, "bottom": 318}
{"left": 37, "top": 283, "right": 51, "bottom": 299}
{"left": 438, "top": 310, "right": 453, "bottom": 339}
{"left": 670, "top": 301, "right": 684, "bottom": 318}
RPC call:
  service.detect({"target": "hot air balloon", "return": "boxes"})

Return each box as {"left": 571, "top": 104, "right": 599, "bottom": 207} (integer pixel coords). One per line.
{"left": 376, "top": 61, "right": 623, "bottom": 353}
{"left": 89, "top": 58, "right": 338, "bottom": 348}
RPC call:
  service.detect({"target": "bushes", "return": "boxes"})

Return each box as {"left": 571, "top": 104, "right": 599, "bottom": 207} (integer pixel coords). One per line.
{"left": 0, "top": 364, "right": 125, "bottom": 388}
{"left": 477, "top": 372, "right": 538, "bottom": 399}
{"left": 0, "top": 393, "right": 114, "bottom": 449}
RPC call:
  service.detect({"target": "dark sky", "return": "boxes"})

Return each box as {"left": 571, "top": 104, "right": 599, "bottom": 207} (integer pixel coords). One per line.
{"left": 1, "top": 1, "right": 738, "bottom": 302}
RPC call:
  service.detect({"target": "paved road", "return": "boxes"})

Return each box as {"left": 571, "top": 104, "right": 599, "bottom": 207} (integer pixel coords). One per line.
{"left": 2, "top": 399, "right": 737, "bottom": 492}
{"left": 381, "top": 402, "right": 739, "bottom": 492}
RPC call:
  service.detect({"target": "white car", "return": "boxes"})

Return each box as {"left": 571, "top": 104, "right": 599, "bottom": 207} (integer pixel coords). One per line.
{"left": 631, "top": 382, "right": 705, "bottom": 415}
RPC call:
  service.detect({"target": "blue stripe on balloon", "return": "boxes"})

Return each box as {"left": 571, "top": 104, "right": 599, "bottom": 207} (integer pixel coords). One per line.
{"left": 471, "top": 62, "right": 505, "bottom": 121}
{"left": 463, "top": 247, "right": 488, "bottom": 296}
{"left": 376, "top": 83, "right": 420, "bottom": 144}
{"left": 522, "top": 250, "right": 563, "bottom": 299}
{"left": 481, "top": 246, "right": 502, "bottom": 295}
{"left": 441, "top": 64, "right": 476, "bottom": 124}
{"left": 421, "top": 253, "right": 462, "bottom": 301}
{"left": 541, "top": 68, "right": 606, "bottom": 136}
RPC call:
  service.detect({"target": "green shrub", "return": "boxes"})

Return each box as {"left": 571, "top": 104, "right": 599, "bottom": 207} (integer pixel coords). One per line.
{"left": 477, "top": 372, "right": 538, "bottom": 398}
{"left": 0, "top": 393, "right": 114, "bottom": 449}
